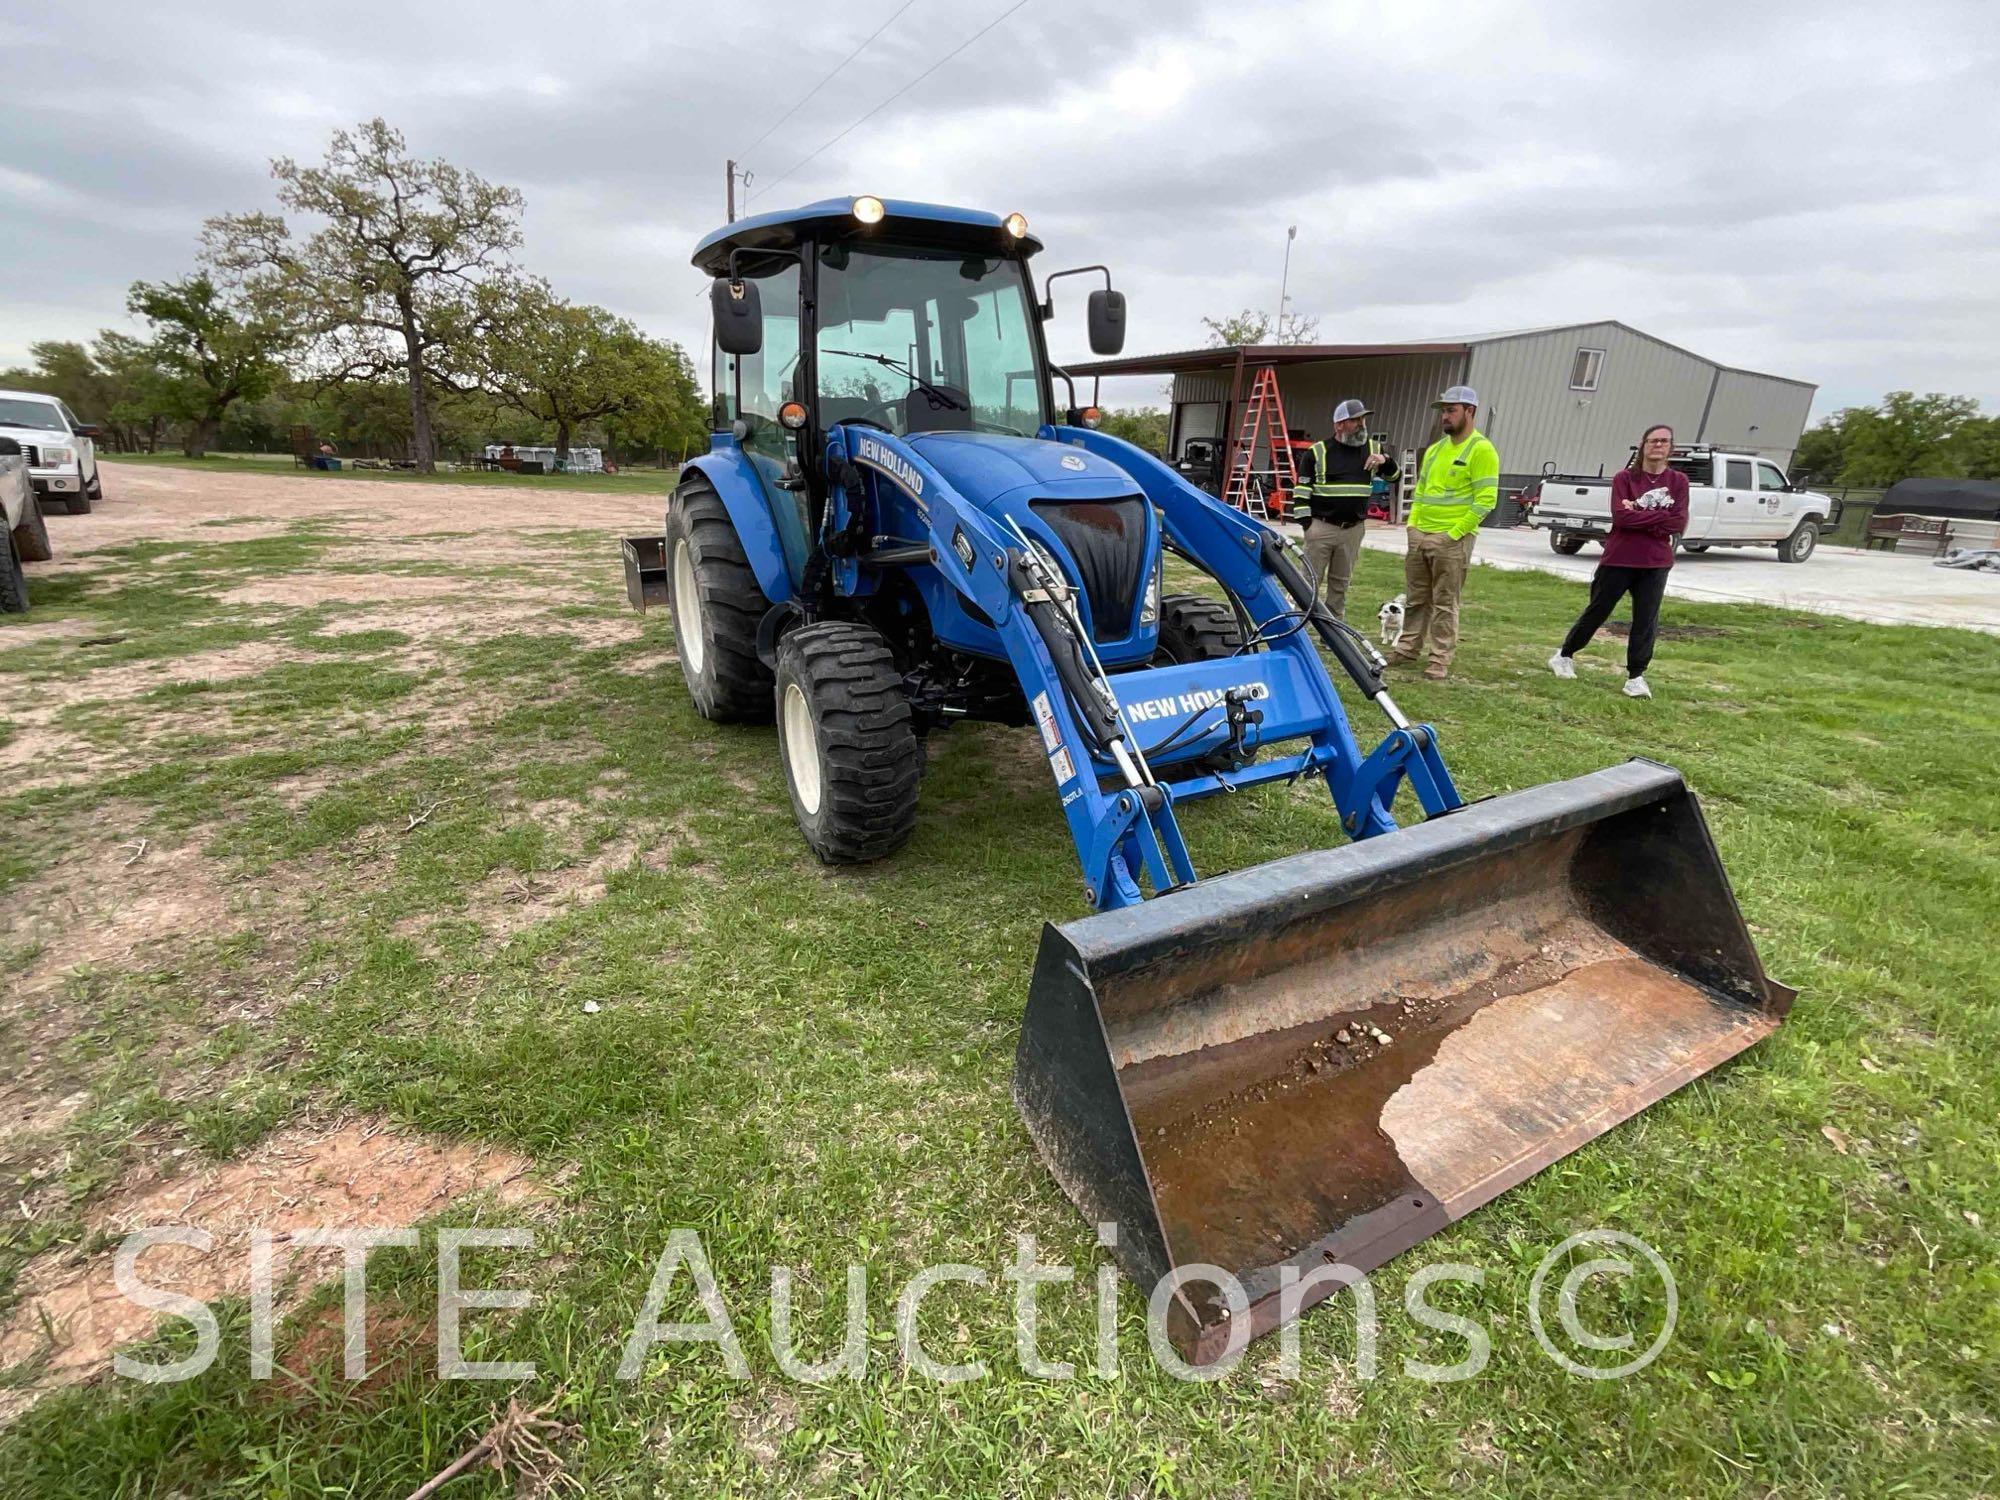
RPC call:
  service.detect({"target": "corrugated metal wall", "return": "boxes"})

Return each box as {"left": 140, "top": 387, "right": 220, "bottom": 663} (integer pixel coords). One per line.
{"left": 1167, "top": 353, "right": 1467, "bottom": 471}
{"left": 1465, "top": 322, "right": 1714, "bottom": 482}
{"left": 1159, "top": 324, "right": 1816, "bottom": 493}
{"left": 1171, "top": 372, "right": 1232, "bottom": 405}
{"left": 1699, "top": 371, "right": 1816, "bottom": 466}
{"left": 1270, "top": 354, "right": 1469, "bottom": 470}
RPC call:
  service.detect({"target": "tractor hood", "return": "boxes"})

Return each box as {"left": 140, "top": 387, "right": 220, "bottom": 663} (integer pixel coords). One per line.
{"left": 904, "top": 432, "right": 1138, "bottom": 504}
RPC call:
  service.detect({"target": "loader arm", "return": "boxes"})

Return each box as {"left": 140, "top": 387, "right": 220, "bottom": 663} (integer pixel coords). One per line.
{"left": 822, "top": 422, "right": 1461, "bottom": 910}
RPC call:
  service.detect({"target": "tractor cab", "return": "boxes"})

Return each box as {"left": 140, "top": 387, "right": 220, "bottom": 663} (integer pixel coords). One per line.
{"left": 691, "top": 196, "right": 1141, "bottom": 661}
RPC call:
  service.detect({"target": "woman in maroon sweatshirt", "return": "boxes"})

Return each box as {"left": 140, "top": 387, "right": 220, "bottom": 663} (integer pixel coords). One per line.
{"left": 1548, "top": 423, "right": 1688, "bottom": 698}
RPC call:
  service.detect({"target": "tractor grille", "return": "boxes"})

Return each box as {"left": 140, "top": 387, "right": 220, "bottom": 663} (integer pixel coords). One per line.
{"left": 1031, "top": 497, "right": 1147, "bottom": 642}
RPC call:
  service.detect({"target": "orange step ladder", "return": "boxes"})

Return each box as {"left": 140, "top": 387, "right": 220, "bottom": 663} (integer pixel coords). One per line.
{"left": 1222, "top": 365, "right": 1297, "bottom": 522}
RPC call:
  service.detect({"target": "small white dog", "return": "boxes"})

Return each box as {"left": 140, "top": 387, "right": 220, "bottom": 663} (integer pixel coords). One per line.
{"left": 1378, "top": 593, "right": 1406, "bottom": 647}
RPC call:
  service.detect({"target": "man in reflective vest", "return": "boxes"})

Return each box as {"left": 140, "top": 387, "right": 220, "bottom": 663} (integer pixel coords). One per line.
{"left": 1290, "top": 398, "right": 1397, "bottom": 621}
{"left": 1387, "top": 384, "right": 1500, "bottom": 681}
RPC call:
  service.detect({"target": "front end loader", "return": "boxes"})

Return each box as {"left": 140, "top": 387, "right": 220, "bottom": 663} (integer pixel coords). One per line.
{"left": 640, "top": 195, "right": 1792, "bottom": 1362}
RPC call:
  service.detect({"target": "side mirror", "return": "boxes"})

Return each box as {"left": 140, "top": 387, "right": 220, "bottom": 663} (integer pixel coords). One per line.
{"left": 75, "top": 423, "right": 103, "bottom": 439}
{"left": 1087, "top": 289, "right": 1126, "bottom": 356}
{"left": 711, "top": 277, "right": 763, "bottom": 357}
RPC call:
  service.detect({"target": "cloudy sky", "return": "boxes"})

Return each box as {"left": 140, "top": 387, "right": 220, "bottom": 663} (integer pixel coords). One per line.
{"left": 4, "top": 0, "right": 1995, "bottom": 418}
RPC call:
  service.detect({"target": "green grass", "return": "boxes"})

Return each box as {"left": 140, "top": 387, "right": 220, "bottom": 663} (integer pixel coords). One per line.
{"left": 0, "top": 532, "right": 1995, "bottom": 1498}
{"left": 106, "top": 452, "right": 680, "bottom": 495}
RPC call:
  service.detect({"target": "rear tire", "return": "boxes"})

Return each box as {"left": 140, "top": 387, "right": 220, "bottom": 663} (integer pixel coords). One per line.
{"left": 665, "top": 478, "right": 773, "bottom": 722}
{"left": 1550, "top": 532, "right": 1587, "bottom": 555}
{"left": 1777, "top": 521, "right": 1818, "bottom": 564}
{"left": 774, "top": 622, "right": 921, "bottom": 864}
{"left": 0, "top": 531, "right": 27, "bottom": 613}
{"left": 1154, "top": 593, "right": 1245, "bottom": 662}
{"left": 13, "top": 495, "right": 52, "bottom": 563}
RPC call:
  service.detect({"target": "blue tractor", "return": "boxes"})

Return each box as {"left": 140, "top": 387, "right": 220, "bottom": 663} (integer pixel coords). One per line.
{"left": 650, "top": 195, "right": 1792, "bottom": 1362}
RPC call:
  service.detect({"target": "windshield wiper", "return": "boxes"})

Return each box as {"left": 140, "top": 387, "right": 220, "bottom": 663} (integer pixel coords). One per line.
{"left": 822, "top": 348, "right": 966, "bottom": 411}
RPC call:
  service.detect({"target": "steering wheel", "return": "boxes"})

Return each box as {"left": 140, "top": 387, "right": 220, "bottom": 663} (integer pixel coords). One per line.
{"left": 839, "top": 408, "right": 897, "bottom": 432}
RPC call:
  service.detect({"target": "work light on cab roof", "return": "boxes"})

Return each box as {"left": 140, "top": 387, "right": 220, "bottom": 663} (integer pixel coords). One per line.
{"left": 634, "top": 191, "right": 1793, "bottom": 1369}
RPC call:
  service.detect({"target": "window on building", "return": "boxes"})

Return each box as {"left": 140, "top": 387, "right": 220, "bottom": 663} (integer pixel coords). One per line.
{"left": 1568, "top": 347, "right": 1605, "bottom": 391}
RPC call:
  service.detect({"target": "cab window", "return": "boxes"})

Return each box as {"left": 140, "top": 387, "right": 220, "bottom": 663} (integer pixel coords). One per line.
{"left": 1755, "top": 463, "right": 1789, "bottom": 492}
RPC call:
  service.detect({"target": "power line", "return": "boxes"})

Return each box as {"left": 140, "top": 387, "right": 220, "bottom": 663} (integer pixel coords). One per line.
{"left": 736, "top": 0, "right": 921, "bottom": 167}
{"left": 745, "top": 0, "right": 1034, "bottom": 207}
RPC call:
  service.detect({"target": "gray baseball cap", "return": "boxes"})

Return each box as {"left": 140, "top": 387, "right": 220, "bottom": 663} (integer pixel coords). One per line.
{"left": 1431, "top": 385, "right": 1478, "bottom": 408}
{"left": 1332, "top": 398, "right": 1371, "bottom": 423}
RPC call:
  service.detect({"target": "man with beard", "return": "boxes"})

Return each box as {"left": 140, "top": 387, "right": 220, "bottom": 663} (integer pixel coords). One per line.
{"left": 1291, "top": 398, "right": 1397, "bottom": 621}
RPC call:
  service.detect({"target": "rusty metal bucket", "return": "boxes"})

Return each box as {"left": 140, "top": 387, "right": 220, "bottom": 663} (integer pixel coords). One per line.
{"left": 1013, "top": 759, "right": 1793, "bottom": 1364}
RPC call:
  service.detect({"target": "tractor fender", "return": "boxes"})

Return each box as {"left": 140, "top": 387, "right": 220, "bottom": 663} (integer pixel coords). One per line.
{"left": 677, "top": 443, "right": 801, "bottom": 605}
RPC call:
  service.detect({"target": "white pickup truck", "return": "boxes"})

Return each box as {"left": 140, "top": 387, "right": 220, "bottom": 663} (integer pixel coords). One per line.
{"left": 0, "top": 388, "right": 103, "bottom": 514}
{"left": 1526, "top": 446, "right": 1834, "bottom": 564}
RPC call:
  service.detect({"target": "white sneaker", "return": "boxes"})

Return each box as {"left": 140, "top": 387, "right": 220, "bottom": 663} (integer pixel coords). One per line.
{"left": 1623, "top": 675, "right": 1652, "bottom": 698}
{"left": 1548, "top": 652, "right": 1575, "bottom": 679}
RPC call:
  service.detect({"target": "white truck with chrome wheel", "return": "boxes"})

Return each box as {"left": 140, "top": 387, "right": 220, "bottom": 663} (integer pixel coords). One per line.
{"left": 1529, "top": 445, "right": 1833, "bottom": 563}
{"left": 0, "top": 389, "right": 104, "bottom": 514}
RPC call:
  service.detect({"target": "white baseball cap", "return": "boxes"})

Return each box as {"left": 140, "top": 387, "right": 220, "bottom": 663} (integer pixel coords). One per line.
{"left": 1332, "top": 398, "right": 1371, "bottom": 423}
{"left": 1431, "top": 385, "right": 1479, "bottom": 408}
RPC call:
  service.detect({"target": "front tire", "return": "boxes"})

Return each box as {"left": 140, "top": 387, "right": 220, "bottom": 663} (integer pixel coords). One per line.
{"left": 1682, "top": 542, "right": 1709, "bottom": 555}
{"left": 1550, "top": 531, "right": 1587, "bottom": 555}
{"left": 1777, "top": 521, "right": 1818, "bottom": 564}
{"left": 1154, "top": 594, "right": 1245, "bottom": 662}
{"left": 0, "top": 531, "right": 27, "bottom": 613}
{"left": 13, "top": 495, "right": 52, "bottom": 563}
{"left": 665, "top": 478, "right": 773, "bottom": 722}
{"left": 774, "top": 622, "right": 921, "bottom": 864}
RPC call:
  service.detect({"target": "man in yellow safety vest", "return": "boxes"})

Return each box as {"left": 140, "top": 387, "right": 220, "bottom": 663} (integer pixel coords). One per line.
{"left": 1387, "top": 385, "right": 1500, "bottom": 681}
{"left": 1290, "top": 397, "right": 1397, "bottom": 621}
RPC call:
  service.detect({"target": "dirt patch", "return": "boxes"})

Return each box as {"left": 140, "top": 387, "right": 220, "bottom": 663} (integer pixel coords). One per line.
{"left": 409, "top": 834, "right": 658, "bottom": 939}
{"left": 0, "top": 1087, "right": 91, "bottom": 1153}
{"left": 0, "top": 1117, "right": 541, "bottom": 1422}
{"left": 266, "top": 1297, "right": 437, "bottom": 1400}
{"left": 1, "top": 834, "right": 243, "bottom": 992}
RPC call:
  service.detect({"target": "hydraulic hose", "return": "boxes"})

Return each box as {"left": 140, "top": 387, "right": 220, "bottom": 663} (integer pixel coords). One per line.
{"left": 1006, "top": 553, "right": 1120, "bottom": 751}
{"left": 1257, "top": 530, "right": 1388, "bottom": 697}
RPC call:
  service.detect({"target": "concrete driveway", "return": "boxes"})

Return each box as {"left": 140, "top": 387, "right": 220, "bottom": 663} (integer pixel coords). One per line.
{"left": 1354, "top": 525, "right": 2000, "bottom": 635}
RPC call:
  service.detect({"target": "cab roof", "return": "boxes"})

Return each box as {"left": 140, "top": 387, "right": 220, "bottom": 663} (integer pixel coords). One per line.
{"left": 692, "top": 197, "right": 1043, "bottom": 273}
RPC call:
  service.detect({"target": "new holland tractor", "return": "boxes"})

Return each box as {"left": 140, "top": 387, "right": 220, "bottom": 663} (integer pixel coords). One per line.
{"left": 647, "top": 195, "right": 1792, "bottom": 1362}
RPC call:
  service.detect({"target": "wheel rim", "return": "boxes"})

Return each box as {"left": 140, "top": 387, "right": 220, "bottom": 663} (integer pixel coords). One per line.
{"left": 672, "top": 539, "right": 706, "bottom": 676}
{"left": 1796, "top": 528, "right": 1815, "bottom": 559}
{"left": 782, "top": 682, "right": 823, "bottom": 816}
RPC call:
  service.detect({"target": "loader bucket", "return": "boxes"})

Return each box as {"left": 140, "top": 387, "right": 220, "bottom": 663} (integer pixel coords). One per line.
{"left": 1013, "top": 759, "right": 1793, "bottom": 1364}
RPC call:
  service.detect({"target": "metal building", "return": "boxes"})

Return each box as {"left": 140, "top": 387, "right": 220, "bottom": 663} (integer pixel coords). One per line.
{"left": 1073, "top": 320, "right": 1817, "bottom": 505}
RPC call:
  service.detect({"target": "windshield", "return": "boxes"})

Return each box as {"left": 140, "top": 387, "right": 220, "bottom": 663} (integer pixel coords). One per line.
{"left": 0, "top": 398, "right": 67, "bottom": 432}
{"left": 815, "top": 243, "right": 1045, "bottom": 437}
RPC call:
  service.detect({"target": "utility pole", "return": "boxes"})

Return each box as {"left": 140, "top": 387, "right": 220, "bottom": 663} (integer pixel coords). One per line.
{"left": 1276, "top": 224, "right": 1298, "bottom": 343}
{"left": 725, "top": 159, "right": 755, "bottom": 223}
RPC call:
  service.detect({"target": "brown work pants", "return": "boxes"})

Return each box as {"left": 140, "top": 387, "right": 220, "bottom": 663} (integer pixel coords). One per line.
{"left": 1393, "top": 528, "right": 1476, "bottom": 668}
{"left": 1302, "top": 518, "right": 1367, "bottom": 620}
